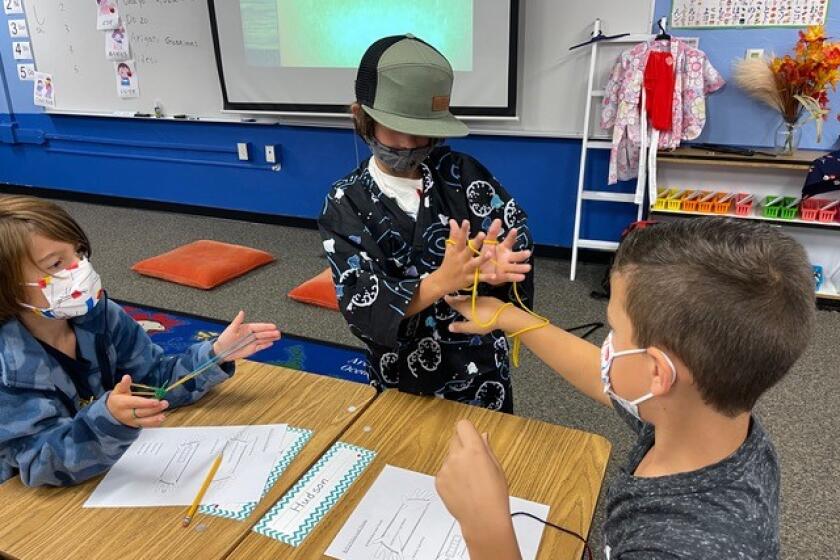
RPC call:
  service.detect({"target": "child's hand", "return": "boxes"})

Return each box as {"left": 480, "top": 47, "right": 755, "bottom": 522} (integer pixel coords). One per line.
{"left": 436, "top": 420, "right": 515, "bottom": 545}
{"left": 213, "top": 311, "right": 281, "bottom": 362}
{"left": 107, "top": 375, "right": 169, "bottom": 428}
{"left": 429, "top": 220, "right": 492, "bottom": 296}
{"left": 481, "top": 220, "right": 532, "bottom": 286}
{"left": 445, "top": 294, "right": 515, "bottom": 335}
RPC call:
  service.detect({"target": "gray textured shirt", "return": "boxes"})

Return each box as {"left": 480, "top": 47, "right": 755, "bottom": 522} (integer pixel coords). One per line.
{"left": 603, "top": 401, "right": 780, "bottom": 559}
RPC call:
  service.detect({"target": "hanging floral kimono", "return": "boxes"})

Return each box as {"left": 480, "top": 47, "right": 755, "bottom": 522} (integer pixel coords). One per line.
{"left": 601, "top": 38, "right": 726, "bottom": 185}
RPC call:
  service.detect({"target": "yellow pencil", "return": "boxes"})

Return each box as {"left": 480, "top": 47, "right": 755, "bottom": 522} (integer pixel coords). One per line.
{"left": 182, "top": 452, "right": 223, "bottom": 528}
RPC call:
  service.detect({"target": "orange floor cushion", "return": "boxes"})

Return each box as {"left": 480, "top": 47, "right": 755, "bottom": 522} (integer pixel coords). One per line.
{"left": 288, "top": 267, "right": 339, "bottom": 311}
{"left": 132, "top": 240, "right": 274, "bottom": 290}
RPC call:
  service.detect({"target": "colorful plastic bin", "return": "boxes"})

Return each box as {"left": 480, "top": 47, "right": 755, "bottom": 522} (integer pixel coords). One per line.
{"left": 762, "top": 195, "right": 785, "bottom": 218}
{"left": 654, "top": 188, "right": 676, "bottom": 210}
{"left": 681, "top": 191, "right": 706, "bottom": 212}
{"left": 801, "top": 198, "right": 828, "bottom": 221}
{"left": 778, "top": 197, "right": 799, "bottom": 220}
{"left": 666, "top": 190, "right": 694, "bottom": 211}
{"left": 735, "top": 193, "right": 755, "bottom": 216}
{"left": 818, "top": 200, "right": 839, "bottom": 223}
{"left": 697, "top": 192, "right": 720, "bottom": 213}
{"left": 713, "top": 192, "right": 737, "bottom": 214}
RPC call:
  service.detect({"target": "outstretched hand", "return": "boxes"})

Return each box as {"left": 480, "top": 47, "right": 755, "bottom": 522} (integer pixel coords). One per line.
{"left": 213, "top": 311, "right": 281, "bottom": 362}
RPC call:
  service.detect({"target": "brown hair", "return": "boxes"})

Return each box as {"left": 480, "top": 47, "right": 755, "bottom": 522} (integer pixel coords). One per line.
{"left": 0, "top": 195, "right": 91, "bottom": 323}
{"left": 613, "top": 217, "right": 815, "bottom": 416}
{"left": 350, "top": 102, "right": 376, "bottom": 141}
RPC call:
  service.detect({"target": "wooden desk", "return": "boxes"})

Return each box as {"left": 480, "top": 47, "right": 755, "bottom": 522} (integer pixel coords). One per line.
{"left": 0, "top": 362, "right": 376, "bottom": 560}
{"left": 229, "top": 390, "right": 611, "bottom": 560}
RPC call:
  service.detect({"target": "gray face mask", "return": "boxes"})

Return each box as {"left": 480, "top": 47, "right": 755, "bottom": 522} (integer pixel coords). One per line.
{"left": 366, "top": 137, "right": 439, "bottom": 173}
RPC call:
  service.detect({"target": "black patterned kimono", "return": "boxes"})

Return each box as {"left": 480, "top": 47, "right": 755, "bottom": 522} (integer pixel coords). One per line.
{"left": 317, "top": 147, "right": 534, "bottom": 412}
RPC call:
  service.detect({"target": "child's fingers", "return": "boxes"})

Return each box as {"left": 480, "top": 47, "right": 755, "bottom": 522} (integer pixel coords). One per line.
{"left": 481, "top": 433, "right": 504, "bottom": 469}
{"left": 448, "top": 219, "right": 460, "bottom": 242}
{"left": 229, "top": 310, "right": 245, "bottom": 329}
{"left": 486, "top": 219, "right": 502, "bottom": 243}
{"left": 503, "top": 263, "right": 532, "bottom": 275}
{"left": 471, "top": 231, "right": 487, "bottom": 251}
{"left": 506, "top": 249, "right": 532, "bottom": 263}
{"left": 455, "top": 419, "right": 483, "bottom": 449}
{"left": 248, "top": 323, "right": 280, "bottom": 333}
{"left": 444, "top": 295, "right": 470, "bottom": 315}
{"left": 449, "top": 422, "right": 466, "bottom": 454}
{"left": 120, "top": 396, "right": 170, "bottom": 410}
{"left": 134, "top": 413, "right": 167, "bottom": 428}
{"left": 501, "top": 227, "right": 518, "bottom": 250}
{"left": 113, "top": 375, "right": 132, "bottom": 394}
{"left": 448, "top": 320, "right": 477, "bottom": 334}
{"left": 503, "top": 273, "right": 527, "bottom": 283}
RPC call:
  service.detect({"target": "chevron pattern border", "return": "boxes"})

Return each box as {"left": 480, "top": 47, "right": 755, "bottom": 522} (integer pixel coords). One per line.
{"left": 253, "top": 441, "right": 376, "bottom": 547}
{"left": 198, "top": 426, "right": 314, "bottom": 521}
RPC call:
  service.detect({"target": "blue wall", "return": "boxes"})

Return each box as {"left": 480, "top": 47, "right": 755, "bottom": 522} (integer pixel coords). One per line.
{"left": 654, "top": 0, "right": 840, "bottom": 150}
{"left": 1, "top": 3, "right": 838, "bottom": 248}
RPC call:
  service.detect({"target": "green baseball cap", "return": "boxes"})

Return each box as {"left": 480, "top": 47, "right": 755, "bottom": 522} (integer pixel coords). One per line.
{"left": 355, "top": 34, "right": 469, "bottom": 138}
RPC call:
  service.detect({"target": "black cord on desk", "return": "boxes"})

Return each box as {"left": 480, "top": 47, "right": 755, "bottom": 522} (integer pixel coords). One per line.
{"left": 511, "top": 511, "right": 593, "bottom": 560}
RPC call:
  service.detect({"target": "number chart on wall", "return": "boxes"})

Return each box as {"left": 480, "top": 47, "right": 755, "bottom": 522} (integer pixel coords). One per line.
{"left": 16, "top": 0, "right": 228, "bottom": 119}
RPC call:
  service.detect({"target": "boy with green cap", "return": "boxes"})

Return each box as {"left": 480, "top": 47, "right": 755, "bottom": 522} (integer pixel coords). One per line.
{"left": 318, "top": 34, "right": 534, "bottom": 411}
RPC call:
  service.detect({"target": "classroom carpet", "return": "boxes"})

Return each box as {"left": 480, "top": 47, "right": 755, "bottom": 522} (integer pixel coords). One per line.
{"left": 117, "top": 299, "right": 368, "bottom": 384}
{"left": 33, "top": 197, "right": 840, "bottom": 558}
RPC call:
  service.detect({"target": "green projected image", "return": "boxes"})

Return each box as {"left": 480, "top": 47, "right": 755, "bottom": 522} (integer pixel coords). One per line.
{"left": 240, "top": 0, "right": 473, "bottom": 71}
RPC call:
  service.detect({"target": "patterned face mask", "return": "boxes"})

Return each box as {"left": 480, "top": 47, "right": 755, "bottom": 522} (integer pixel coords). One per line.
{"left": 366, "top": 137, "right": 439, "bottom": 173}
{"left": 19, "top": 257, "right": 103, "bottom": 319}
{"left": 600, "top": 331, "right": 676, "bottom": 421}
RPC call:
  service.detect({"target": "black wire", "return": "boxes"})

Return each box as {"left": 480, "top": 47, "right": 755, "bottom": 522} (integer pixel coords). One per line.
{"left": 564, "top": 321, "right": 604, "bottom": 341}
{"left": 510, "top": 511, "right": 594, "bottom": 560}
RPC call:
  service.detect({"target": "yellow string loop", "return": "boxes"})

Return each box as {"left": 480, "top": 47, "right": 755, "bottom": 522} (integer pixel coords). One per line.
{"left": 442, "top": 237, "right": 550, "bottom": 367}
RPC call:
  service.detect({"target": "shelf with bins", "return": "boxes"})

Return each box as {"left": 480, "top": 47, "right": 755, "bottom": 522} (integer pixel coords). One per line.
{"left": 651, "top": 189, "right": 840, "bottom": 230}
{"left": 653, "top": 147, "right": 839, "bottom": 305}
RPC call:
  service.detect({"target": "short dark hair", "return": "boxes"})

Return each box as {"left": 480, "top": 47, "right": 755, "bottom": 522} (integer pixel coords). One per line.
{"left": 350, "top": 102, "right": 376, "bottom": 141}
{"left": 612, "top": 217, "right": 815, "bottom": 416}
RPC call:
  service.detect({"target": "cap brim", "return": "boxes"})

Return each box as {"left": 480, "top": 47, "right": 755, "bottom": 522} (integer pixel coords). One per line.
{"left": 362, "top": 105, "right": 469, "bottom": 138}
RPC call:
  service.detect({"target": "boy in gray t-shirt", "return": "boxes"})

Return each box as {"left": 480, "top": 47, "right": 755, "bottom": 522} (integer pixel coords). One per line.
{"left": 604, "top": 397, "right": 780, "bottom": 558}
{"left": 434, "top": 218, "right": 814, "bottom": 559}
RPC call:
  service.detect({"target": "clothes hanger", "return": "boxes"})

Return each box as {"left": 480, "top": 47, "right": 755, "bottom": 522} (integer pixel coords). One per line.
{"left": 569, "top": 19, "right": 631, "bottom": 50}
{"left": 655, "top": 17, "right": 671, "bottom": 41}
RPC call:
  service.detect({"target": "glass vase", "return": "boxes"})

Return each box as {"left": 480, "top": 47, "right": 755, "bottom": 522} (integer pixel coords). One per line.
{"left": 774, "top": 118, "right": 803, "bottom": 156}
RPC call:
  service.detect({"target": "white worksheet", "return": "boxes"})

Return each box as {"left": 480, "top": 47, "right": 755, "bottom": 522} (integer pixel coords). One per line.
{"left": 85, "top": 424, "right": 288, "bottom": 508}
{"left": 325, "top": 465, "right": 550, "bottom": 560}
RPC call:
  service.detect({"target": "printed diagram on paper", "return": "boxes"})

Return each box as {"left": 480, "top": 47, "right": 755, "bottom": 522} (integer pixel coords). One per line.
{"left": 84, "top": 424, "right": 289, "bottom": 508}
{"left": 325, "top": 465, "right": 550, "bottom": 560}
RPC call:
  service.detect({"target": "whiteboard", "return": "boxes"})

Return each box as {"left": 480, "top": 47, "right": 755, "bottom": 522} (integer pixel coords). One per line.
{"left": 22, "top": 0, "right": 655, "bottom": 136}
{"left": 23, "top": 0, "right": 230, "bottom": 120}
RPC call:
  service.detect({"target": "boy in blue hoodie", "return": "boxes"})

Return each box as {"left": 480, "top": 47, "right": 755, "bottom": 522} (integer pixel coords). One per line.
{"left": 0, "top": 195, "right": 280, "bottom": 486}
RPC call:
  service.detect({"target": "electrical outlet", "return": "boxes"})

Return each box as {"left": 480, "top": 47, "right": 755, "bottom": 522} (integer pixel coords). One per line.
{"left": 265, "top": 144, "right": 276, "bottom": 164}
{"left": 746, "top": 48, "right": 764, "bottom": 60}
{"left": 237, "top": 142, "right": 250, "bottom": 161}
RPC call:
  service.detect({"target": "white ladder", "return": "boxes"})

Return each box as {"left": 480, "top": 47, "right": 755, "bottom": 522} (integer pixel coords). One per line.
{"left": 569, "top": 20, "right": 653, "bottom": 281}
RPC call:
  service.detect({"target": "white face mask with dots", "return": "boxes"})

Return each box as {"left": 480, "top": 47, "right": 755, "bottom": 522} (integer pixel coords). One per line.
{"left": 600, "top": 331, "right": 676, "bottom": 421}
{"left": 19, "top": 257, "right": 103, "bottom": 320}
